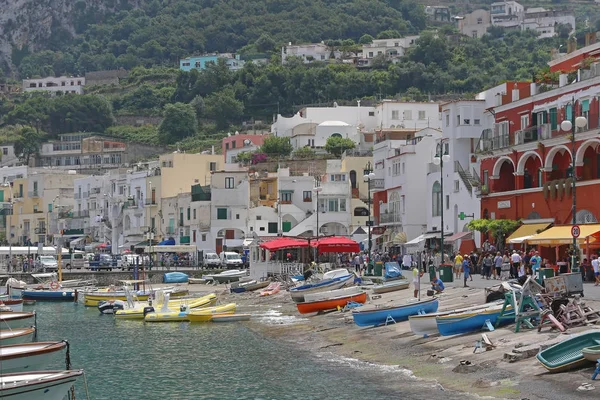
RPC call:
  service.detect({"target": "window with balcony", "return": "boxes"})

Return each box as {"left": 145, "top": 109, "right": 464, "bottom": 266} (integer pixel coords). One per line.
{"left": 432, "top": 181, "right": 442, "bottom": 217}
{"left": 549, "top": 108, "right": 558, "bottom": 131}
{"left": 520, "top": 115, "right": 529, "bottom": 130}
{"left": 225, "top": 177, "right": 235, "bottom": 189}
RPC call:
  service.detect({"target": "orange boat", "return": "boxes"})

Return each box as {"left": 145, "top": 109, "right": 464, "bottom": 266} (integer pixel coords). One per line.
{"left": 296, "top": 291, "right": 367, "bottom": 314}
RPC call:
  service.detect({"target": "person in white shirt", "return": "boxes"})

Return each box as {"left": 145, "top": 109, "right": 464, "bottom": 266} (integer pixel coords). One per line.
{"left": 510, "top": 250, "right": 521, "bottom": 279}
{"left": 592, "top": 255, "right": 600, "bottom": 286}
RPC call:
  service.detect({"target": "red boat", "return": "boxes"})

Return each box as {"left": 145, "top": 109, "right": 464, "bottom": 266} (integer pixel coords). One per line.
{"left": 296, "top": 291, "right": 367, "bottom": 314}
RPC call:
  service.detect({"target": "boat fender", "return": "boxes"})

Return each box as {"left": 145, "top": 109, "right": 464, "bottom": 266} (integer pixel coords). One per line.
{"left": 143, "top": 306, "right": 155, "bottom": 317}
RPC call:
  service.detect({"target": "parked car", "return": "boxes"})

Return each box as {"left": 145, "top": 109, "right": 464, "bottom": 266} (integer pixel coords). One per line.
{"left": 202, "top": 252, "right": 221, "bottom": 268}
{"left": 89, "top": 254, "right": 117, "bottom": 271}
{"left": 36, "top": 256, "right": 58, "bottom": 272}
{"left": 64, "top": 253, "right": 86, "bottom": 269}
{"left": 122, "top": 254, "right": 144, "bottom": 270}
{"left": 219, "top": 252, "right": 243, "bottom": 269}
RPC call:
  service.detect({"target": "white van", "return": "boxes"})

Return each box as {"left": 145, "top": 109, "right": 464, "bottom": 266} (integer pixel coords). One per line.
{"left": 219, "top": 252, "right": 243, "bottom": 269}
{"left": 203, "top": 252, "right": 221, "bottom": 268}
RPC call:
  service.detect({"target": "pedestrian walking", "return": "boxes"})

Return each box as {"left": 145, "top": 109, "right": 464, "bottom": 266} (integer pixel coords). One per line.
{"left": 462, "top": 255, "right": 471, "bottom": 288}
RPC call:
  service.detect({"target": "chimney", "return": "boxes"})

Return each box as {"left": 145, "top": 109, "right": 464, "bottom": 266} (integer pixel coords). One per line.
{"left": 211, "top": 145, "right": 215, "bottom": 155}
{"left": 530, "top": 82, "right": 537, "bottom": 96}
{"left": 559, "top": 73, "right": 568, "bottom": 88}
{"left": 567, "top": 38, "right": 577, "bottom": 54}
{"left": 512, "top": 84, "right": 520, "bottom": 102}
{"left": 585, "top": 32, "right": 597, "bottom": 47}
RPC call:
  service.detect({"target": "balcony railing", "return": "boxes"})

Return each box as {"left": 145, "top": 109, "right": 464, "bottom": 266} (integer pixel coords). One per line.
{"left": 145, "top": 199, "right": 157, "bottom": 206}
{"left": 379, "top": 212, "right": 402, "bottom": 224}
{"left": 165, "top": 228, "right": 176, "bottom": 235}
{"left": 28, "top": 190, "right": 40, "bottom": 198}
{"left": 74, "top": 210, "right": 90, "bottom": 218}
{"left": 90, "top": 188, "right": 101, "bottom": 194}
{"left": 370, "top": 179, "right": 385, "bottom": 189}
{"left": 34, "top": 227, "right": 46, "bottom": 234}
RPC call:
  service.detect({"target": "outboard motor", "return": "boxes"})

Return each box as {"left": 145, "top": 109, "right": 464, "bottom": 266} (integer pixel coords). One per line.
{"left": 143, "top": 306, "right": 155, "bottom": 317}
{"left": 303, "top": 269, "right": 314, "bottom": 281}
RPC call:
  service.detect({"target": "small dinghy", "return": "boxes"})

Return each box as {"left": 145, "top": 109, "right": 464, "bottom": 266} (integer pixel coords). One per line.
{"left": 0, "top": 327, "right": 36, "bottom": 346}
{"left": 98, "top": 300, "right": 126, "bottom": 315}
{"left": 0, "top": 298, "right": 24, "bottom": 312}
{"left": 0, "top": 341, "right": 67, "bottom": 372}
{"left": 0, "top": 312, "right": 36, "bottom": 330}
{"left": 0, "top": 370, "right": 82, "bottom": 400}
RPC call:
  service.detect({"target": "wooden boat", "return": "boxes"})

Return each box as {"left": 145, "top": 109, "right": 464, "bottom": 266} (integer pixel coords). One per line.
{"left": 188, "top": 278, "right": 206, "bottom": 284}
{"left": 408, "top": 301, "right": 505, "bottom": 337}
{"left": 372, "top": 279, "right": 410, "bottom": 294}
{"left": 83, "top": 285, "right": 188, "bottom": 307}
{"left": 259, "top": 282, "right": 281, "bottom": 297}
{"left": 188, "top": 303, "right": 237, "bottom": 322}
{"left": 0, "top": 369, "right": 83, "bottom": 400}
{"left": 303, "top": 286, "right": 362, "bottom": 303}
{"left": 0, "top": 299, "right": 24, "bottom": 312}
{"left": 436, "top": 304, "right": 513, "bottom": 337}
{"left": 352, "top": 298, "right": 439, "bottom": 327}
{"left": 116, "top": 293, "right": 217, "bottom": 320}
{"left": 582, "top": 345, "right": 600, "bottom": 363}
{"left": 230, "top": 280, "right": 270, "bottom": 293}
{"left": 297, "top": 291, "right": 367, "bottom": 314}
{"left": 21, "top": 289, "right": 78, "bottom": 302}
{"left": 0, "top": 341, "right": 67, "bottom": 372}
{"left": 537, "top": 330, "right": 600, "bottom": 373}
{"left": 290, "top": 274, "right": 354, "bottom": 303}
{"left": 211, "top": 313, "right": 251, "bottom": 322}
{"left": 0, "top": 327, "right": 36, "bottom": 346}
{"left": 323, "top": 268, "right": 351, "bottom": 280}
{"left": 0, "top": 312, "right": 36, "bottom": 330}
{"left": 204, "top": 270, "right": 248, "bottom": 284}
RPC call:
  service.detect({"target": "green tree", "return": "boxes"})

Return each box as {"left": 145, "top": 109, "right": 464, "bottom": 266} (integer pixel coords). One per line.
{"left": 467, "top": 219, "right": 521, "bottom": 251}
{"left": 325, "top": 136, "right": 355, "bottom": 157}
{"left": 407, "top": 31, "right": 451, "bottom": 68}
{"left": 260, "top": 136, "right": 293, "bottom": 157}
{"left": 235, "top": 151, "right": 252, "bottom": 165}
{"left": 204, "top": 87, "right": 244, "bottom": 129}
{"left": 158, "top": 102, "right": 198, "bottom": 144}
{"left": 14, "top": 126, "right": 43, "bottom": 164}
{"left": 358, "top": 34, "right": 374, "bottom": 44}
{"left": 190, "top": 95, "right": 205, "bottom": 119}
{"left": 255, "top": 34, "right": 276, "bottom": 52}
{"left": 377, "top": 30, "right": 401, "bottom": 39}
{"left": 292, "top": 146, "right": 316, "bottom": 159}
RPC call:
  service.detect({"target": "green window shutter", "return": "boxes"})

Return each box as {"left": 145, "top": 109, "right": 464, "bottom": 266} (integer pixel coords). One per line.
{"left": 187, "top": 208, "right": 191, "bottom": 220}
{"left": 565, "top": 104, "right": 572, "bottom": 121}
{"left": 217, "top": 208, "right": 227, "bottom": 220}
{"left": 549, "top": 108, "right": 557, "bottom": 130}
{"left": 282, "top": 221, "right": 292, "bottom": 232}
{"left": 582, "top": 99, "right": 590, "bottom": 113}
{"left": 268, "top": 222, "right": 278, "bottom": 234}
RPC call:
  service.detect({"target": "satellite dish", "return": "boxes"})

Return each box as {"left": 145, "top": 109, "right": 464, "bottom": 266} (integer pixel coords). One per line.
{"left": 227, "top": 132, "right": 231, "bottom": 137}
{"left": 243, "top": 139, "right": 252, "bottom": 146}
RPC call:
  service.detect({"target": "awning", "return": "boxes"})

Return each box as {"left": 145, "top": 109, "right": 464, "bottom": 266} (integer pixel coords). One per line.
{"left": 445, "top": 231, "right": 472, "bottom": 243}
{"left": 312, "top": 236, "right": 360, "bottom": 254}
{"left": 507, "top": 235, "right": 533, "bottom": 244}
{"left": 144, "top": 245, "right": 197, "bottom": 253}
{"left": 69, "top": 237, "right": 85, "bottom": 246}
{"left": 360, "top": 234, "right": 382, "bottom": 243}
{"left": 527, "top": 224, "right": 600, "bottom": 246}
{"left": 405, "top": 234, "right": 426, "bottom": 246}
{"left": 393, "top": 232, "right": 407, "bottom": 244}
{"left": 259, "top": 237, "right": 310, "bottom": 251}
{"left": 158, "top": 238, "right": 176, "bottom": 246}
{"left": 242, "top": 238, "right": 255, "bottom": 247}
{"left": 459, "top": 239, "right": 477, "bottom": 254}
{"left": 506, "top": 223, "right": 551, "bottom": 243}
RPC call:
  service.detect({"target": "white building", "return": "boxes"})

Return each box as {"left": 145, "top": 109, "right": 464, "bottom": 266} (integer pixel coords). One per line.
{"left": 281, "top": 43, "right": 340, "bottom": 64}
{"left": 457, "top": 10, "right": 492, "bottom": 39}
{"left": 490, "top": 2, "right": 575, "bottom": 39}
{"left": 376, "top": 100, "right": 441, "bottom": 131}
{"left": 23, "top": 76, "right": 85, "bottom": 94}
{"left": 290, "top": 120, "right": 358, "bottom": 150}
{"left": 490, "top": 1, "right": 524, "bottom": 18}
{"left": 359, "top": 36, "right": 418, "bottom": 66}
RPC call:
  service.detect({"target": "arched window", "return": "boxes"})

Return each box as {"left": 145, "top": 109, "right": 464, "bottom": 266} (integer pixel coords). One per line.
{"left": 331, "top": 133, "right": 342, "bottom": 138}
{"left": 526, "top": 211, "right": 541, "bottom": 220}
{"left": 576, "top": 210, "right": 598, "bottom": 224}
{"left": 349, "top": 170, "right": 357, "bottom": 189}
{"left": 432, "top": 181, "right": 441, "bottom": 217}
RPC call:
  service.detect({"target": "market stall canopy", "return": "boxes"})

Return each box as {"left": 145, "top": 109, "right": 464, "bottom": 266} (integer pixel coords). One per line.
{"left": 144, "top": 245, "right": 197, "bottom": 253}
{"left": 445, "top": 231, "right": 472, "bottom": 243}
{"left": 405, "top": 234, "right": 426, "bottom": 246}
{"left": 158, "top": 238, "right": 176, "bottom": 246}
{"left": 527, "top": 224, "right": 600, "bottom": 246}
{"left": 393, "top": 232, "right": 407, "bottom": 244}
{"left": 506, "top": 223, "right": 551, "bottom": 244}
{"left": 312, "top": 236, "right": 360, "bottom": 254}
{"left": 259, "top": 237, "right": 310, "bottom": 251}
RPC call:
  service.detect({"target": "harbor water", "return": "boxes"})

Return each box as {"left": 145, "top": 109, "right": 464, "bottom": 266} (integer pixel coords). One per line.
{"left": 32, "top": 302, "right": 468, "bottom": 400}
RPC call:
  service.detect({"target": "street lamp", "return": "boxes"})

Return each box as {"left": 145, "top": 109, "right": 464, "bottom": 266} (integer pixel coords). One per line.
{"left": 363, "top": 162, "right": 376, "bottom": 259}
{"left": 432, "top": 140, "right": 450, "bottom": 266}
{"left": 313, "top": 185, "right": 322, "bottom": 238}
{"left": 560, "top": 99, "right": 587, "bottom": 272}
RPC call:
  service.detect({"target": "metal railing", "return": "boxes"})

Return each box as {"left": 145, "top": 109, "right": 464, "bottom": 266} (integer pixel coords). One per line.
{"left": 370, "top": 179, "right": 385, "bottom": 189}
{"left": 379, "top": 212, "right": 402, "bottom": 224}
{"left": 144, "top": 199, "right": 157, "bottom": 206}
{"left": 28, "top": 190, "right": 40, "bottom": 198}
{"left": 454, "top": 160, "right": 472, "bottom": 195}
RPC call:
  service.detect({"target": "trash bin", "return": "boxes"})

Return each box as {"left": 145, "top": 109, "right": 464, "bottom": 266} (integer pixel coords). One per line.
{"left": 374, "top": 261, "right": 383, "bottom": 277}
{"left": 439, "top": 264, "right": 454, "bottom": 283}
{"left": 429, "top": 265, "right": 437, "bottom": 282}
{"left": 537, "top": 268, "right": 555, "bottom": 286}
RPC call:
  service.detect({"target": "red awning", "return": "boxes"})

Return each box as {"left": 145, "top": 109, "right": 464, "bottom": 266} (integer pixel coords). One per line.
{"left": 312, "top": 236, "right": 360, "bottom": 254}
{"left": 459, "top": 239, "right": 477, "bottom": 254}
{"left": 259, "top": 237, "right": 310, "bottom": 251}
{"left": 446, "top": 231, "right": 472, "bottom": 243}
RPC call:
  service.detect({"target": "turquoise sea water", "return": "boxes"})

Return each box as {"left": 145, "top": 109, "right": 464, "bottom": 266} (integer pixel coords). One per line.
{"left": 31, "top": 302, "right": 466, "bottom": 400}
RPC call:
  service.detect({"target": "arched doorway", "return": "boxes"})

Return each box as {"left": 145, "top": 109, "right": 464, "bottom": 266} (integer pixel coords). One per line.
{"left": 544, "top": 145, "right": 572, "bottom": 181}
{"left": 320, "top": 222, "right": 348, "bottom": 236}
{"left": 493, "top": 158, "right": 515, "bottom": 192}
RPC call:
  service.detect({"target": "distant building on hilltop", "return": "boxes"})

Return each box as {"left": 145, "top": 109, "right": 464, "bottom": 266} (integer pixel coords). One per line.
{"left": 281, "top": 43, "right": 340, "bottom": 64}
{"left": 23, "top": 76, "right": 85, "bottom": 95}
{"left": 179, "top": 53, "right": 244, "bottom": 71}
{"left": 358, "top": 36, "right": 419, "bottom": 67}
{"left": 425, "top": 6, "right": 451, "bottom": 22}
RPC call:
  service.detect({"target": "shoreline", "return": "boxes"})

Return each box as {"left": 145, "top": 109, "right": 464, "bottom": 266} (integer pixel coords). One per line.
{"left": 185, "top": 281, "right": 600, "bottom": 400}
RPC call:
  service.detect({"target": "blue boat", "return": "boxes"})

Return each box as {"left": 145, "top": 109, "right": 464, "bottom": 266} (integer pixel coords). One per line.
{"left": 352, "top": 298, "right": 439, "bottom": 327}
{"left": 163, "top": 272, "right": 189, "bottom": 284}
{"left": 435, "top": 304, "right": 514, "bottom": 336}
{"left": 289, "top": 274, "right": 354, "bottom": 303}
{"left": 22, "top": 289, "right": 78, "bottom": 302}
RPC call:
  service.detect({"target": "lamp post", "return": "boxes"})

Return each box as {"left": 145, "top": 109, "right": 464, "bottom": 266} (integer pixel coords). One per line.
{"left": 432, "top": 140, "right": 450, "bottom": 266}
{"left": 560, "top": 99, "right": 587, "bottom": 272}
{"left": 313, "top": 186, "right": 322, "bottom": 238}
{"left": 363, "top": 162, "right": 376, "bottom": 259}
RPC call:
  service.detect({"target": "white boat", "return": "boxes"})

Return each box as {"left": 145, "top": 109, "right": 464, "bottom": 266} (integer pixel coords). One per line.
{"left": 303, "top": 286, "right": 362, "bottom": 303}
{"left": 31, "top": 273, "right": 97, "bottom": 289}
{"left": 188, "top": 278, "right": 206, "bottom": 284}
{"left": 0, "top": 370, "right": 82, "bottom": 400}
{"left": 0, "top": 341, "right": 67, "bottom": 372}
{"left": 0, "top": 327, "right": 36, "bottom": 345}
{"left": 0, "top": 297, "right": 24, "bottom": 312}
{"left": 289, "top": 274, "right": 355, "bottom": 303}
{"left": 408, "top": 300, "right": 505, "bottom": 337}
{"left": 203, "top": 270, "right": 248, "bottom": 284}
{"left": 372, "top": 279, "right": 410, "bottom": 294}
{"left": 323, "top": 268, "right": 351, "bottom": 280}
{"left": 0, "top": 312, "right": 36, "bottom": 330}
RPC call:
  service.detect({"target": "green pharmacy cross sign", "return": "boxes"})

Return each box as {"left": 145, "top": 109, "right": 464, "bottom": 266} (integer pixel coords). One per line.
{"left": 458, "top": 212, "right": 475, "bottom": 221}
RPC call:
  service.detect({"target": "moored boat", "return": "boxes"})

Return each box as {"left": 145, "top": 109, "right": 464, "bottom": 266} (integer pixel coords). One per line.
{"left": 0, "top": 327, "right": 36, "bottom": 346}
{"left": 211, "top": 313, "right": 251, "bottom": 322}
{"left": 0, "top": 341, "right": 67, "bottom": 372}
{"left": 290, "top": 274, "right": 354, "bottom": 303}
{"left": 188, "top": 278, "right": 206, "bottom": 284}
{"left": 322, "top": 268, "right": 351, "bottom": 280}
{"left": 372, "top": 279, "right": 410, "bottom": 294}
{"left": 115, "top": 293, "right": 217, "bottom": 319}
{"left": 0, "top": 312, "right": 36, "bottom": 330}
{"left": 230, "top": 280, "right": 270, "bottom": 293}
{"left": 204, "top": 270, "right": 248, "bottom": 284}
{"left": 83, "top": 284, "right": 188, "bottom": 307}
{"left": 408, "top": 300, "right": 504, "bottom": 337}
{"left": 144, "top": 309, "right": 190, "bottom": 322}
{"left": 435, "top": 303, "right": 513, "bottom": 336}
{"left": 0, "top": 370, "right": 83, "bottom": 400}
{"left": 259, "top": 282, "right": 281, "bottom": 297}
{"left": 537, "top": 330, "right": 600, "bottom": 373}
{"left": 582, "top": 345, "right": 600, "bottom": 363}
{"left": 188, "top": 303, "right": 237, "bottom": 322}
{"left": 303, "top": 286, "right": 363, "bottom": 303}
{"left": 98, "top": 300, "right": 126, "bottom": 315}
{"left": 297, "top": 291, "right": 367, "bottom": 314}
{"left": 21, "top": 289, "right": 78, "bottom": 302}
{"left": 0, "top": 299, "right": 24, "bottom": 312}
{"left": 352, "top": 298, "right": 439, "bottom": 327}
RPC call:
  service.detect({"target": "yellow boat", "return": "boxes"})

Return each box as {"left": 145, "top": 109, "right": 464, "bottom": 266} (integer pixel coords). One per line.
{"left": 115, "top": 293, "right": 217, "bottom": 319}
{"left": 83, "top": 285, "right": 189, "bottom": 306}
{"left": 188, "top": 303, "right": 237, "bottom": 323}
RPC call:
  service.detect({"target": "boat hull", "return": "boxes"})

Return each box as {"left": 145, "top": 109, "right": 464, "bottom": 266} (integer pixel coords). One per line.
{"left": 0, "top": 299, "right": 23, "bottom": 312}
{"left": 436, "top": 305, "right": 513, "bottom": 336}
{"left": 582, "top": 345, "right": 600, "bottom": 363}
{"left": 188, "top": 303, "right": 237, "bottom": 322}
{"left": 297, "top": 292, "right": 367, "bottom": 314}
{"left": 230, "top": 281, "right": 270, "bottom": 293}
{"left": 259, "top": 283, "right": 281, "bottom": 297}
{"left": 0, "top": 313, "right": 36, "bottom": 330}
{"left": 83, "top": 288, "right": 188, "bottom": 307}
{"left": 352, "top": 298, "right": 439, "bottom": 327}
{"left": 372, "top": 280, "right": 410, "bottom": 294}
{"left": 211, "top": 313, "right": 251, "bottom": 322}
{"left": 537, "top": 330, "right": 600, "bottom": 373}
{"left": 144, "top": 310, "right": 189, "bottom": 322}
{"left": 290, "top": 275, "right": 354, "bottom": 303}
{"left": 0, "top": 370, "right": 82, "bottom": 400}
{"left": 0, "top": 328, "right": 36, "bottom": 346}
{"left": 22, "top": 290, "right": 77, "bottom": 302}
{"left": 303, "top": 286, "right": 362, "bottom": 303}
{"left": 0, "top": 341, "right": 67, "bottom": 372}
{"left": 115, "top": 294, "right": 217, "bottom": 319}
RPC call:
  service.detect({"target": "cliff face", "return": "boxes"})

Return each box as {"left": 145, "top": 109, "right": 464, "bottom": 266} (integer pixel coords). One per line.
{"left": 0, "top": 0, "right": 141, "bottom": 73}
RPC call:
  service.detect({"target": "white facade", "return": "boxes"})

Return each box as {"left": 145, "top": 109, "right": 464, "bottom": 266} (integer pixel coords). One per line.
{"left": 210, "top": 171, "right": 250, "bottom": 251}
{"left": 457, "top": 10, "right": 492, "bottom": 39}
{"left": 23, "top": 76, "right": 85, "bottom": 94}
{"left": 490, "top": 2, "right": 575, "bottom": 39}
{"left": 281, "top": 43, "right": 340, "bottom": 64}
{"left": 0, "top": 166, "right": 27, "bottom": 184}
{"left": 226, "top": 144, "right": 260, "bottom": 163}
{"left": 0, "top": 144, "right": 19, "bottom": 167}
{"left": 359, "top": 36, "right": 418, "bottom": 66}
{"left": 376, "top": 101, "right": 441, "bottom": 131}
{"left": 490, "top": 1, "right": 524, "bottom": 17}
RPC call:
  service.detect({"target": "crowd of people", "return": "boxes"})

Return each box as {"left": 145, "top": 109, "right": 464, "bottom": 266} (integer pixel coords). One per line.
{"left": 2, "top": 255, "right": 36, "bottom": 273}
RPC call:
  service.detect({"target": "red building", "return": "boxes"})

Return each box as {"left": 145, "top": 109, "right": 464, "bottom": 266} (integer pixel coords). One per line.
{"left": 221, "top": 133, "right": 268, "bottom": 163}
{"left": 479, "top": 63, "right": 600, "bottom": 239}
{"left": 548, "top": 40, "right": 600, "bottom": 73}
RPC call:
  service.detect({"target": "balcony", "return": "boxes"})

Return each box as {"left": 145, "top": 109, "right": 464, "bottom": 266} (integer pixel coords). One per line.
{"left": 514, "top": 126, "right": 539, "bottom": 145}
{"left": 82, "top": 192, "right": 89, "bottom": 198}
{"left": 370, "top": 179, "right": 385, "bottom": 189}
{"left": 28, "top": 190, "right": 40, "bottom": 198}
{"left": 379, "top": 212, "right": 402, "bottom": 224}
{"left": 90, "top": 188, "right": 101, "bottom": 195}
{"left": 34, "top": 227, "right": 46, "bottom": 234}
{"left": 145, "top": 199, "right": 157, "bottom": 206}
{"left": 74, "top": 193, "right": 81, "bottom": 199}
{"left": 74, "top": 210, "right": 90, "bottom": 218}
{"left": 165, "top": 227, "right": 176, "bottom": 235}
